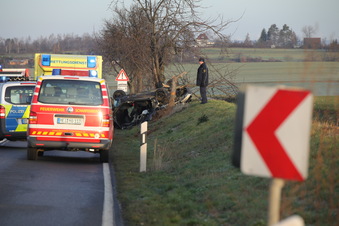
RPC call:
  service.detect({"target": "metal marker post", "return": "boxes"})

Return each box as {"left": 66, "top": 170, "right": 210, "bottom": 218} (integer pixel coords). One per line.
{"left": 140, "top": 122, "right": 148, "bottom": 172}
{"left": 268, "top": 178, "right": 285, "bottom": 225}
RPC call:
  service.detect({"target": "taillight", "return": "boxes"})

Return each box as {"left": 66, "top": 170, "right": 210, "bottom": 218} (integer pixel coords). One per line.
{"left": 102, "top": 114, "right": 110, "bottom": 127}
{"left": 29, "top": 111, "right": 37, "bottom": 124}
{"left": 0, "top": 105, "right": 5, "bottom": 119}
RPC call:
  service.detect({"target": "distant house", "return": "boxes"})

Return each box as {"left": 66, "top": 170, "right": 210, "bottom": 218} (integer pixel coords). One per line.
{"left": 303, "top": 38, "right": 321, "bottom": 49}
{"left": 196, "top": 33, "right": 209, "bottom": 47}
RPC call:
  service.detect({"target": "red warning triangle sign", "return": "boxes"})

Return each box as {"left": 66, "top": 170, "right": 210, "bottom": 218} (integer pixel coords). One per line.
{"left": 115, "top": 69, "right": 129, "bottom": 81}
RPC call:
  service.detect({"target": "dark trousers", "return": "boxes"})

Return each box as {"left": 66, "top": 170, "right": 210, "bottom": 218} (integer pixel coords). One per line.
{"left": 200, "top": 86, "right": 207, "bottom": 103}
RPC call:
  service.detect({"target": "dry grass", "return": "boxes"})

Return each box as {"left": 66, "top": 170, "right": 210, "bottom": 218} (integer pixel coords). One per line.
{"left": 281, "top": 98, "right": 338, "bottom": 225}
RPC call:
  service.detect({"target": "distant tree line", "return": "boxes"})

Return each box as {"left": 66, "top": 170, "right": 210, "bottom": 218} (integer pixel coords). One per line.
{"left": 1, "top": 25, "right": 337, "bottom": 57}
{"left": 257, "top": 24, "right": 298, "bottom": 48}
{"left": 225, "top": 24, "right": 299, "bottom": 48}
{"left": 224, "top": 24, "right": 339, "bottom": 50}
{"left": 0, "top": 33, "right": 98, "bottom": 55}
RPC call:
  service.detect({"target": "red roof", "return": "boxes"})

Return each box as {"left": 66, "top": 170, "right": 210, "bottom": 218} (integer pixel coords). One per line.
{"left": 197, "top": 33, "right": 208, "bottom": 40}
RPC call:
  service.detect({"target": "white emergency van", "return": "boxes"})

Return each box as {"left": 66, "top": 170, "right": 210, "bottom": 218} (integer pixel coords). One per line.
{"left": 27, "top": 75, "right": 114, "bottom": 162}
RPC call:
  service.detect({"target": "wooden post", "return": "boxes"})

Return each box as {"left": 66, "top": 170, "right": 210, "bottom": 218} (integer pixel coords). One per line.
{"left": 140, "top": 122, "right": 148, "bottom": 172}
{"left": 268, "top": 178, "right": 285, "bottom": 225}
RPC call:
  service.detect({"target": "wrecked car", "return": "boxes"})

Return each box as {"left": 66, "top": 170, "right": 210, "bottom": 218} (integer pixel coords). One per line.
{"left": 112, "top": 83, "right": 192, "bottom": 129}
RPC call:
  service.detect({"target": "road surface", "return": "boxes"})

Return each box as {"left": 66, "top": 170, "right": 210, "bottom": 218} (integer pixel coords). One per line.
{"left": 0, "top": 140, "right": 121, "bottom": 226}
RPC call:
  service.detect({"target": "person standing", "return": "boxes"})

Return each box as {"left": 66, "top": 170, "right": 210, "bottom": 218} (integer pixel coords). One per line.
{"left": 196, "top": 57, "right": 209, "bottom": 104}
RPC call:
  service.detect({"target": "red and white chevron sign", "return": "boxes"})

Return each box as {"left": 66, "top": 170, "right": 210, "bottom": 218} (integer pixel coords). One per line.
{"left": 241, "top": 85, "right": 313, "bottom": 181}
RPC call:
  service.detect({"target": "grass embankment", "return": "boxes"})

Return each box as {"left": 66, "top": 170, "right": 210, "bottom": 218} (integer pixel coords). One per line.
{"left": 111, "top": 97, "right": 338, "bottom": 226}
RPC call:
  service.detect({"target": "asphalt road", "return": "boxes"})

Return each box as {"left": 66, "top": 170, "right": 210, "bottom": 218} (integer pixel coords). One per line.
{"left": 0, "top": 140, "right": 120, "bottom": 226}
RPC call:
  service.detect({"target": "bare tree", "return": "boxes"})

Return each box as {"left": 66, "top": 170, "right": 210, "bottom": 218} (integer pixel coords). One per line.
{"left": 98, "top": 0, "right": 237, "bottom": 93}
{"left": 97, "top": 5, "right": 154, "bottom": 92}
{"left": 302, "top": 24, "right": 318, "bottom": 38}
{"left": 5, "top": 39, "right": 13, "bottom": 54}
{"left": 244, "top": 33, "right": 252, "bottom": 47}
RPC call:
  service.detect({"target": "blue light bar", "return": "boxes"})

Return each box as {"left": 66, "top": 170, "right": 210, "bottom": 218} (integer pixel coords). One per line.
{"left": 89, "top": 70, "right": 98, "bottom": 77}
{"left": 87, "top": 56, "right": 96, "bottom": 68}
{"left": 52, "top": 69, "right": 61, "bottom": 75}
{"left": 0, "top": 65, "right": 2, "bottom": 70}
{"left": 0, "top": 76, "right": 9, "bottom": 82}
{"left": 42, "top": 54, "right": 51, "bottom": 66}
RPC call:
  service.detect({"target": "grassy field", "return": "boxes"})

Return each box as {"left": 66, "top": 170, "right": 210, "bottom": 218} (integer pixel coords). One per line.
{"left": 202, "top": 47, "right": 339, "bottom": 62}
{"left": 111, "top": 96, "right": 338, "bottom": 226}
{"left": 2, "top": 48, "right": 338, "bottom": 96}
{"left": 165, "top": 48, "right": 339, "bottom": 96}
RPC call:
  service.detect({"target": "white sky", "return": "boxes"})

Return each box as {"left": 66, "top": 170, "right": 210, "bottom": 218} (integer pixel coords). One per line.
{"left": 1, "top": 0, "right": 338, "bottom": 41}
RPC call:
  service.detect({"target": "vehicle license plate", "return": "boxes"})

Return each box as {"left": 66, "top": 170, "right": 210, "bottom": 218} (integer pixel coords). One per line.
{"left": 57, "top": 117, "right": 83, "bottom": 125}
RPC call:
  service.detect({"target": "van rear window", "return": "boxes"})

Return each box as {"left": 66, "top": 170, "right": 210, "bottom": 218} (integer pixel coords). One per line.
{"left": 38, "top": 79, "right": 103, "bottom": 105}
{"left": 5, "top": 86, "right": 35, "bottom": 104}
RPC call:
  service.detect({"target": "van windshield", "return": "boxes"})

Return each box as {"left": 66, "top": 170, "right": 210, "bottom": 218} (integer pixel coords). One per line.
{"left": 39, "top": 79, "right": 103, "bottom": 105}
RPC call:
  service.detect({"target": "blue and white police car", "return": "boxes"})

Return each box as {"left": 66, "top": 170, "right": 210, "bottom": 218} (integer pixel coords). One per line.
{"left": 0, "top": 66, "right": 36, "bottom": 141}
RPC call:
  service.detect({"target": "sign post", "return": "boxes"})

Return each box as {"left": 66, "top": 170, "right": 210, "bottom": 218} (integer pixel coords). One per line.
{"left": 268, "top": 178, "right": 285, "bottom": 225}
{"left": 115, "top": 69, "right": 129, "bottom": 93}
{"left": 233, "top": 85, "right": 313, "bottom": 225}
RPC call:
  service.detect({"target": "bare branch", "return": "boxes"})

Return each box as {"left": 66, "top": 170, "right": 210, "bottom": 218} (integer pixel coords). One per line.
{"left": 101, "top": 0, "right": 240, "bottom": 94}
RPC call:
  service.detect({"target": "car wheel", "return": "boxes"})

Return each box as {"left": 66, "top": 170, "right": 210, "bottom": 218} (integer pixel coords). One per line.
{"left": 27, "top": 147, "right": 38, "bottom": 160}
{"left": 113, "top": 90, "right": 126, "bottom": 100}
{"left": 100, "top": 149, "right": 109, "bottom": 163}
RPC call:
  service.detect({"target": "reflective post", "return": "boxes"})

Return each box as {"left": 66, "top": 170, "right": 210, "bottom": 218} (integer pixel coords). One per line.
{"left": 140, "top": 122, "right": 148, "bottom": 172}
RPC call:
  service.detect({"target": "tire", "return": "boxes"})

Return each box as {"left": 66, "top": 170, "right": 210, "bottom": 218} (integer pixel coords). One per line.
{"left": 100, "top": 149, "right": 109, "bottom": 163}
{"left": 113, "top": 90, "right": 126, "bottom": 100}
{"left": 27, "top": 147, "right": 38, "bottom": 160}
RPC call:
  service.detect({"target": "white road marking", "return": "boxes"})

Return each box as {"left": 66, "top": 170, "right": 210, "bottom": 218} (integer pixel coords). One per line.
{"left": 102, "top": 163, "right": 114, "bottom": 226}
{"left": 0, "top": 139, "right": 8, "bottom": 145}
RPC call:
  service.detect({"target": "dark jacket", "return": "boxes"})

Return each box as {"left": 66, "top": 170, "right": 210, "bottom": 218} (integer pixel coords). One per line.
{"left": 196, "top": 62, "right": 209, "bottom": 87}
